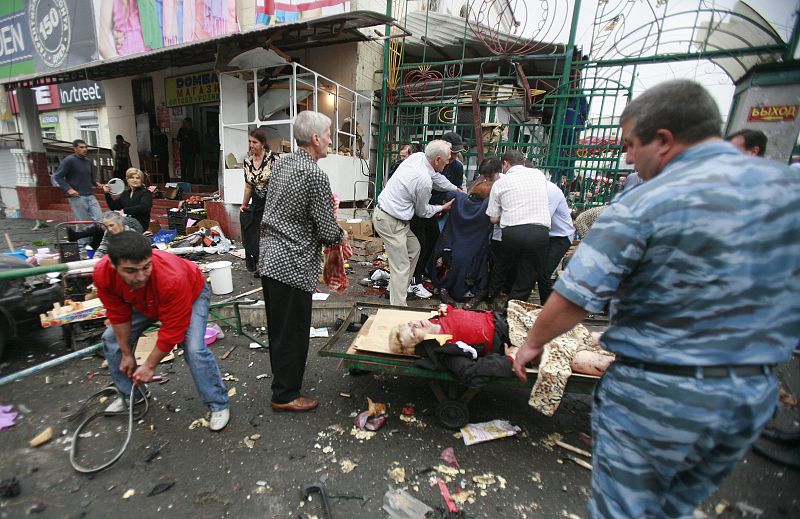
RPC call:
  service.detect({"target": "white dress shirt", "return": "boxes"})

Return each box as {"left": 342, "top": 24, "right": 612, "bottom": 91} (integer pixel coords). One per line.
{"left": 486, "top": 165, "right": 550, "bottom": 228}
{"left": 546, "top": 181, "right": 575, "bottom": 240}
{"left": 377, "top": 152, "right": 444, "bottom": 220}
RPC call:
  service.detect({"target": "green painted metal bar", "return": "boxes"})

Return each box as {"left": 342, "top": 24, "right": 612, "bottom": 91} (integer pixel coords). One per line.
{"left": 544, "top": 0, "right": 583, "bottom": 175}
{"left": 0, "top": 258, "right": 99, "bottom": 281}
{"left": 374, "top": 0, "right": 394, "bottom": 197}
{"left": 579, "top": 44, "right": 786, "bottom": 68}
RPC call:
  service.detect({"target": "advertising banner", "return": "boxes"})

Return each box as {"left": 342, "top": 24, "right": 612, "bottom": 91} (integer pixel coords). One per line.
{"left": 165, "top": 70, "right": 219, "bottom": 107}
{"left": 256, "top": 0, "right": 350, "bottom": 25}
{"left": 92, "top": 0, "right": 240, "bottom": 60}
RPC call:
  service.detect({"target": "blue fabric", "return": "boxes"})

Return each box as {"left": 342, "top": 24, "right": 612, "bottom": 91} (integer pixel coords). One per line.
{"left": 53, "top": 155, "right": 95, "bottom": 195}
{"left": 102, "top": 285, "right": 228, "bottom": 411}
{"left": 428, "top": 191, "right": 492, "bottom": 300}
{"left": 589, "top": 364, "right": 777, "bottom": 519}
{"left": 556, "top": 140, "right": 800, "bottom": 366}
{"left": 430, "top": 160, "right": 464, "bottom": 205}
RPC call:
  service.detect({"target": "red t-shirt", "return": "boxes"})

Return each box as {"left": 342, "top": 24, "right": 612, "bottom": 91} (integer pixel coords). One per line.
{"left": 432, "top": 304, "right": 496, "bottom": 355}
{"left": 94, "top": 250, "right": 206, "bottom": 352}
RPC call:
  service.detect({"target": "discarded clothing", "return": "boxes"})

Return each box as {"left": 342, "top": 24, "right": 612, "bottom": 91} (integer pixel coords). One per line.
{"left": 0, "top": 405, "right": 18, "bottom": 431}
{"left": 414, "top": 341, "right": 513, "bottom": 390}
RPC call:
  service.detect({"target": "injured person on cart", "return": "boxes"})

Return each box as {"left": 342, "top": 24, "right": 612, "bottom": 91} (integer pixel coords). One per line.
{"left": 388, "top": 301, "right": 614, "bottom": 416}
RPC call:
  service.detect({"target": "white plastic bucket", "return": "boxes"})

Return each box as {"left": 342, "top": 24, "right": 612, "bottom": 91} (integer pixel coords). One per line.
{"left": 207, "top": 261, "right": 233, "bottom": 295}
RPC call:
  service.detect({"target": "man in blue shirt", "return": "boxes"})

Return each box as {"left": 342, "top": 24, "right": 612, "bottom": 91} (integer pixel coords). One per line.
{"left": 53, "top": 139, "right": 103, "bottom": 245}
{"left": 513, "top": 80, "right": 800, "bottom": 518}
{"left": 534, "top": 180, "right": 575, "bottom": 304}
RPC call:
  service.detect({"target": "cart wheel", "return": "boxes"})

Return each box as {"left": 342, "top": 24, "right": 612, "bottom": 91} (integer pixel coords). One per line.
{"left": 436, "top": 400, "right": 469, "bottom": 430}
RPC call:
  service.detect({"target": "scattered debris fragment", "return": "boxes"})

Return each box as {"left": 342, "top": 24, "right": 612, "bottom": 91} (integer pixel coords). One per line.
{"left": 27, "top": 502, "right": 47, "bottom": 514}
{"left": 243, "top": 433, "right": 261, "bottom": 449}
{"left": 340, "top": 459, "right": 357, "bottom": 473}
{"left": 383, "top": 486, "right": 433, "bottom": 519}
{"left": 248, "top": 343, "right": 262, "bottom": 349}
{"left": 399, "top": 414, "right": 427, "bottom": 428}
{"left": 734, "top": 502, "right": 764, "bottom": 517}
{"left": 0, "top": 477, "right": 21, "bottom": 498}
{"left": 147, "top": 481, "right": 175, "bottom": 497}
{"left": 355, "top": 397, "right": 388, "bottom": 431}
{"left": 228, "top": 387, "right": 237, "bottom": 397}
{"left": 189, "top": 417, "right": 209, "bottom": 430}
{"left": 222, "top": 374, "right": 239, "bottom": 381}
{"left": 388, "top": 465, "right": 406, "bottom": 484}
{"left": 122, "top": 489, "right": 135, "bottom": 499}
{"left": 714, "top": 500, "right": 730, "bottom": 515}
{"left": 0, "top": 404, "right": 18, "bottom": 431}
{"left": 568, "top": 456, "right": 592, "bottom": 471}
{"left": 144, "top": 441, "right": 169, "bottom": 463}
{"left": 439, "top": 447, "right": 459, "bottom": 468}
{"left": 434, "top": 477, "right": 459, "bottom": 513}
{"left": 350, "top": 427, "right": 376, "bottom": 440}
{"left": 29, "top": 426, "right": 54, "bottom": 448}
{"left": 256, "top": 373, "right": 270, "bottom": 379}
{"left": 460, "top": 420, "right": 521, "bottom": 446}
{"left": 540, "top": 432, "right": 564, "bottom": 451}
{"left": 339, "top": 393, "right": 351, "bottom": 398}
{"left": 556, "top": 440, "right": 592, "bottom": 458}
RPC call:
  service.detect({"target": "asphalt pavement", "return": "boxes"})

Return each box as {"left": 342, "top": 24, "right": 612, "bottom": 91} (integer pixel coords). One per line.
{"left": 0, "top": 216, "right": 798, "bottom": 518}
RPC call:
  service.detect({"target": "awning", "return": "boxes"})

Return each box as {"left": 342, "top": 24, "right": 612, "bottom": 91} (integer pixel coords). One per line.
{"left": 3, "top": 11, "right": 407, "bottom": 89}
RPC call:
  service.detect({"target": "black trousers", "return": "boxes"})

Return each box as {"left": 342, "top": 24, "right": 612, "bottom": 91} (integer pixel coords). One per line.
{"left": 410, "top": 215, "right": 439, "bottom": 281}
{"left": 536, "top": 235, "right": 571, "bottom": 304}
{"left": 262, "top": 276, "right": 313, "bottom": 404}
{"left": 490, "top": 224, "right": 549, "bottom": 303}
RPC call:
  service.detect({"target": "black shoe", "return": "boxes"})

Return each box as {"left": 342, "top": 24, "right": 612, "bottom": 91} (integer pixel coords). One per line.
{"left": 66, "top": 227, "right": 79, "bottom": 242}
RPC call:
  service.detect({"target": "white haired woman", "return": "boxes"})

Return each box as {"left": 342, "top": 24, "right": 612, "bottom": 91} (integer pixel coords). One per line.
{"left": 93, "top": 210, "right": 144, "bottom": 259}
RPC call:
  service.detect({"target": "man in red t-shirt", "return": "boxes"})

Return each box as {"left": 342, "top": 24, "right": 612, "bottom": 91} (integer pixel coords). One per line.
{"left": 94, "top": 231, "right": 230, "bottom": 431}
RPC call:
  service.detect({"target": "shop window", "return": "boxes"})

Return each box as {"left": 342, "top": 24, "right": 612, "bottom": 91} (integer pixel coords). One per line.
{"left": 75, "top": 110, "right": 99, "bottom": 147}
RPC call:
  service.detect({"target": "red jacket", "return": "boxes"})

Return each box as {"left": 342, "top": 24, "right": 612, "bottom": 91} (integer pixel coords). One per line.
{"left": 432, "top": 304, "right": 495, "bottom": 355}
{"left": 94, "top": 250, "right": 206, "bottom": 352}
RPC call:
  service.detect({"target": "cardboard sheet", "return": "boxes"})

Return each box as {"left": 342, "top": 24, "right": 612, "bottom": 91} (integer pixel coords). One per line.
{"left": 134, "top": 331, "right": 175, "bottom": 364}
{"left": 352, "top": 308, "right": 437, "bottom": 356}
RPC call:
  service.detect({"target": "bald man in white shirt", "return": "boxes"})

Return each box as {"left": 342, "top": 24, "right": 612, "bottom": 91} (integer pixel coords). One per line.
{"left": 374, "top": 140, "right": 456, "bottom": 306}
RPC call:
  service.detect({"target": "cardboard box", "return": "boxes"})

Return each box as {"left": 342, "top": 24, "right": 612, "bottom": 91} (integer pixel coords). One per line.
{"left": 339, "top": 218, "right": 373, "bottom": 239}
{"left": 148, "top": 221, "right": 162, "bottom": 234}
{"left": 350, "top": 237, "right": 384, "bottom": 261}
{"left": 186, "top": 219, "right": 221, "bottom": 235}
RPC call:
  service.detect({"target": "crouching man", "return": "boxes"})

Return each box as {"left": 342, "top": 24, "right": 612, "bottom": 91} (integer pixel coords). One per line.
{"left": 93, "top": 231, "right": 230, "bottom": 431}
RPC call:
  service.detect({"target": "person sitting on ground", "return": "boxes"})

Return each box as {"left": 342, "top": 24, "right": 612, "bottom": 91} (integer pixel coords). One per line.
{"left": 726, "top": 129, "right": 767, "bottom": 157}
{"left": 93, "top": 211, "right": 144, "bottom": 259}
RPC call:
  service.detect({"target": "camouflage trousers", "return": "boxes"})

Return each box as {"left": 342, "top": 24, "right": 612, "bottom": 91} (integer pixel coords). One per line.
{"left": 588, "top": 363, "right": 777, "bottom": 519}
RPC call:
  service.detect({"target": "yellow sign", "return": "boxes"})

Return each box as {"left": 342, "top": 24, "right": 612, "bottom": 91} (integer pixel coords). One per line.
{"left": 747, "top": 104, "right": 798, "bottom": 122}
{"left": 165, "top": 71, "right": 219, "bottom": 107}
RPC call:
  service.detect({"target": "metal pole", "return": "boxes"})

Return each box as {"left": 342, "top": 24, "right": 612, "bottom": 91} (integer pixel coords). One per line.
{"left": 374, "top": 0, "right": 394, "bottom": 197}
{"left": 0, "top": 258, "right": 99, "bottom": 281}
{"left": 545, "top": 0, "right": 583, "bottom": 178}
{"left": 786, "top": 5, "right": 800, "bottom": 61}
{"left": 0, "top": 343, "right": 103, "bottom": 386}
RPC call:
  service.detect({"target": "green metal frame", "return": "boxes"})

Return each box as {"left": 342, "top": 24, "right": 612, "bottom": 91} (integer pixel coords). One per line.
{"left": 375, "top": 0, "right": 792, "bottom": 209}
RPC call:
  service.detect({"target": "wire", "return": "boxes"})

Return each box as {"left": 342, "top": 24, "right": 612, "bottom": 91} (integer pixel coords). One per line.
{"left": 69, "top": 385, "right": 149, "bottom": 474}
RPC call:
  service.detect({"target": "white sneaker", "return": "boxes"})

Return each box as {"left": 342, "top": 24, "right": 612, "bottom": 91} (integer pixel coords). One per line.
{"left": 104, "top": 390, "right": 150, "bottom": 413}
{"left": 209, "top": 408, "right": 230, "bottom": 431}
{"left": 407, "top": 283, "right": 433, "bottom": 299}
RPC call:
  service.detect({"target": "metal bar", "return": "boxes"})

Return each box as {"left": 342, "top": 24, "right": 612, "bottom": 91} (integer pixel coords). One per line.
{"left": 0, "top": 343, "right": 103, "bottom": 386}
{"left": 374, "top": 0, "right": 393, "bottom": 197}
{"left": 0, "top": 258, "right": 99, "bottom": 281}
{"left": 579, "top": 44, "right": 786, "bottom": 68}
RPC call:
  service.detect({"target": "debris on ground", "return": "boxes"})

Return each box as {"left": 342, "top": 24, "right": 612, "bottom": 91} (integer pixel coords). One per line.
{"left": 243, "top": 433, "right": 261, "bottom": 449}
{"left": 122, "top": 488, "right": 135, "bottom": 499}
{"left": 399, "top": 414, "right": 427, "bottom": 428}
{"left": 228, "top": 387, "right": 237, "bottom": 397}
{"left": 189, "top": 417, "right": 209, "bottom": 430}
{"left": 147, "top": 481, "right": 175, "bottom": 497}
{"left": 434, "top": 476, "right": 459, "bottom": 513}
{"left": 0, "top": 477, "right": 21, "bottom": 498}
{"left": 0, "top": 404, "right": 18, "bottom": 431}
{"left": 460, "top": 420, "right": 521, "bottom": 446}
{"left": 734, "top": 502, "right": 764, "bottom": 517}
{"left": 383, "top": 486, "right": 433, "bottom": 519}
{"left": 439, "top": 447, "right": 459, "bottom": 468}
{"left": 556, "top": 440, "right": 592, "bottom": 458}
{"left": 714, "top": 500, "right": 730, "bottom": 514}
{"left": 388, "top": 464, "right": 406, "bottom": 484}
{"left": 355, "top": 397, "right": 388, "bottom": 431}
{"left": 340, "top": 459, "right": 357, "bottom": 473}
{"left": 540, "top": 432, "right": 564, "bottom": 451}
{"left": 28, "top": 426, "right": 54, "bottom": 447}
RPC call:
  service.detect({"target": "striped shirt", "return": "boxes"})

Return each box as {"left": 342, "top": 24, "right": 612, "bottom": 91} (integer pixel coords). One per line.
{"left": 556, "top": 141, "right": 800, "bottom": 366}
{"left": 486, "top": 165, "right": 550, "bottom": 228}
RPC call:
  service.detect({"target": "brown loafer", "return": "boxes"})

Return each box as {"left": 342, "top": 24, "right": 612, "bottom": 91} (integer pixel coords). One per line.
{"left": 271, "top": 396, "right": 319, "bottom": 412}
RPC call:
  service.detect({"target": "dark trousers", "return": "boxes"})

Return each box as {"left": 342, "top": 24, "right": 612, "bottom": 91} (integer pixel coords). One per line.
{"left": 410, "top": 215, "right": 439, "bottom": 281}
{"left": 536, "top": 235, "right": 572, "bottom": 304}
{"left": 262, "top": 276, "right": 313, "bottom": 404}
{"left": 180, "top": 153, "right": 196, "bottom": 182}
{"left": 490, "top": 224, "right": 549, "bottom": 303}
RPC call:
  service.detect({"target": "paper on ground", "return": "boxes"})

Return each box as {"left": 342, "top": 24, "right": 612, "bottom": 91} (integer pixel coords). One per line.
{"left": 460, "top": 419, "right": 521, "bottom": 446}
{"left": 310, "top": 327, "right": 329, "bottom": 338}
{"left": 312, "top": 292, "right": 330, "bottom": 301}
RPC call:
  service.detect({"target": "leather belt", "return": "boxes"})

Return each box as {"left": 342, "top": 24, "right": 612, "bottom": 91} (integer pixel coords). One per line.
{"left": 616, "top": 358, "right": 774, "bottom": 378}
{"left": 376, "top": 204, "right": 408, "bottom": 223}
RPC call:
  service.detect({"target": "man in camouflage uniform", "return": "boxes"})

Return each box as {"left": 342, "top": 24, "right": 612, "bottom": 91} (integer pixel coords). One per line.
{"left": 513, "top": 80, "right": 800, "bottom": 518}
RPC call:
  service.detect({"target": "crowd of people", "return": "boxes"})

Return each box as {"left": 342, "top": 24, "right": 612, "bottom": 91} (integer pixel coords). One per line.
{"left": 50, "top": 78, "right": 799, "bottom": 518}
